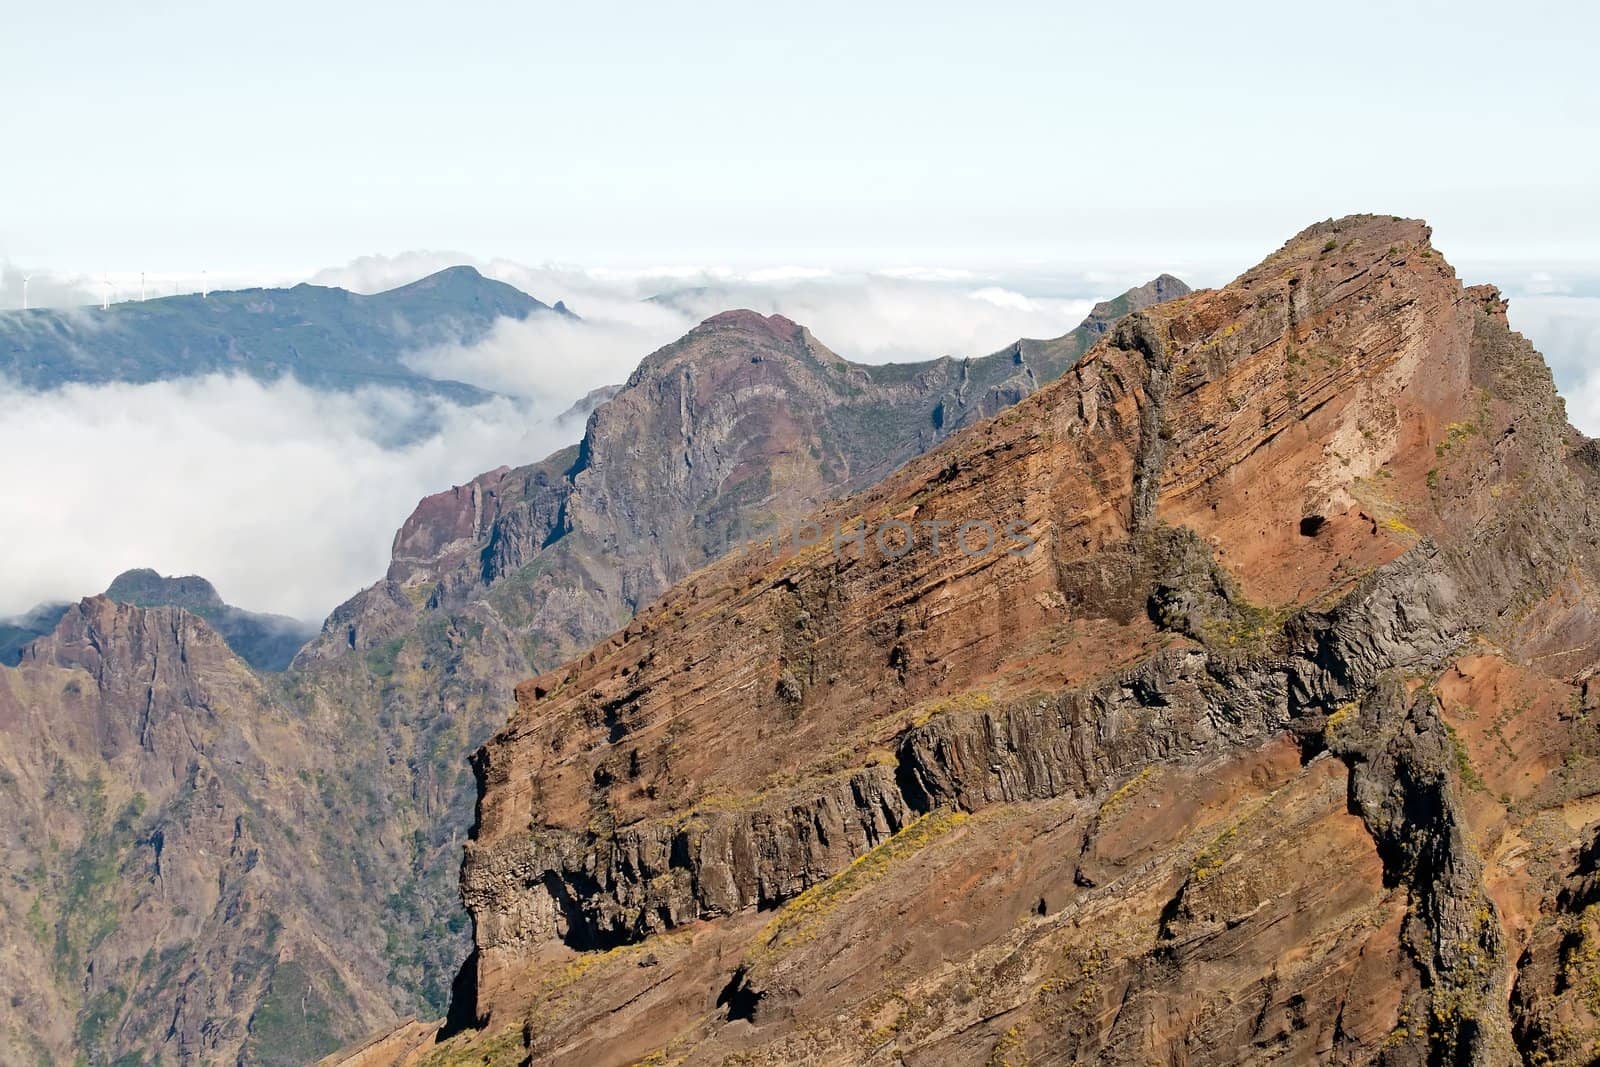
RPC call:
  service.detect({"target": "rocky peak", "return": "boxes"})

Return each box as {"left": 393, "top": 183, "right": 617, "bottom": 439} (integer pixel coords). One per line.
{"left": 94, "top": 567, "right": 316, "bottom": 672}
{"left": 695, "top": 308, "right": 807, "bottom": 341}
{"left": 1080, "top": 271, "right": 1192, "bottom": 331}
{"left": 618, "top": 311, "right": 846, "bottom": 395}
{"left": 25, "top": 594, "right": 222, "bottom": 678}
{"left": 104, "top": 567, "right": 226, "bottom": 614}
{"left": 388, "top": 467, "right": 515, "bottom": 580}
{"left": 436, "top": 215, "right": 1600, "bottom": 1065}
{"left": 16, "top": 596, "right": 278, "bottom": 803}
{"left": 0, "top": 591, "right": 411, "bottom": 1064}
{"left": 303, "top": 275, "right": 1190, "bottom": 673}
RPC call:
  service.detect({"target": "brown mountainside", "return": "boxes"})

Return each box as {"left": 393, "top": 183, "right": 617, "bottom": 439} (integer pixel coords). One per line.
{"left": 0, "top": 599, "right": 404, "bottom": 1064}
{"left": 393, "top": 216, "right": 1600, "bottom": 1066}
{"left": 0, "top": 279, "right": 1184, "bottom": 1064}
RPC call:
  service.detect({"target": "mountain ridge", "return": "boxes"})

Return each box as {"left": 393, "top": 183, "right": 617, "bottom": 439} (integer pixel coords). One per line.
{"left": 297, "top": 272, "right": 1191, "bottom": 677}
{"left": 408, "top": 215, "right": 1600, "bottom": 1065}
{"left": 0, "top": 265, "right": 567, "bottom": 400}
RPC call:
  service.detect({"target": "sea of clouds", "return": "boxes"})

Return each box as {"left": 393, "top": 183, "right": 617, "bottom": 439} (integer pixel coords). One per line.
{"left": 316, "top": 253, "right": 1117, "bottom": 396}
{"left": 0, "top": 376, "right": 563, "bottom": 620}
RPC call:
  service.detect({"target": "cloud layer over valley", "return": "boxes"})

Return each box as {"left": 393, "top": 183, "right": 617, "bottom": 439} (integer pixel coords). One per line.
{"left": 0, "top": 376, "right": 564, "bottom": 621}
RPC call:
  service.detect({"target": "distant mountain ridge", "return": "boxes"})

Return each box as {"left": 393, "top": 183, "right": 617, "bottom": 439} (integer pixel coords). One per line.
{"left": 0, "top": 601, "right": 69, "bottom": 665}
{"left": 0, "top": 265, "right": 571, "bottom": 399}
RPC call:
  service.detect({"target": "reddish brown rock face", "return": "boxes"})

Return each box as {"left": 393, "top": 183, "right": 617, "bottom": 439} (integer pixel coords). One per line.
{"left": 0, "top": 272, "right": 1191, "bottom": 1063}
{"left": 422, "top": 217, "right": 1600, "bottom": 1066}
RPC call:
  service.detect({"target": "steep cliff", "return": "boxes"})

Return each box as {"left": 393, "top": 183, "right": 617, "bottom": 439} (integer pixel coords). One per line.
{"left": 0, "top": 278, "right": 1187, "bottom": 1063}
{"left": 417, "top": 217, "right": 1600, "bottom": 1065}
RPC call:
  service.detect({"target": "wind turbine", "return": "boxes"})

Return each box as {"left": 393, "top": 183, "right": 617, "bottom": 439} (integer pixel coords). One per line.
{"left": 140, "top": 272, "right": 146, "bottom": 302}
{"left": 101, "top": 277, "right": 112, "bottom": 311}
{"left": 21, "top": 275, "right": 31, "bottom": 311}
{"left": 201, "top": 270, "right": 208, "bottom": 299}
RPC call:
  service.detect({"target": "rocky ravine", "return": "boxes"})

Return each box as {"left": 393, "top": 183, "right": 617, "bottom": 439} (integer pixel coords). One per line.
{"left": 0, "top": 598, "right": 406, "bottom": 1065}
{"left": 0, "top": 281, "right": 1183, "bottom": 1064}
{"left": 364, "top": 216, "right": 1600, "bottom": 1066}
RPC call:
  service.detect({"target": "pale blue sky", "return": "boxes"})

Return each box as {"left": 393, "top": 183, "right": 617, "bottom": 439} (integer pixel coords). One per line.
{"left": 2, "top": 0, "right": 1597, "bottom": 274}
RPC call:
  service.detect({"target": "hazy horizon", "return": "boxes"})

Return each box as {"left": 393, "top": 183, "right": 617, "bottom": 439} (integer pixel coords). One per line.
{"left": 4, "top": 1, "right": 1596, "bottom": 273}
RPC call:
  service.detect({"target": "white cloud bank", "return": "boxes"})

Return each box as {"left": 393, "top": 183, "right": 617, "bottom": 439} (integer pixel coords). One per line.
{"left": 1509, "top": 295, "right": 1600, "bottom": 435}
{"left": 0, "top": 375, "right": 573, "bottom": 621}
{"left": 319, "top": 253, "right": 1109, "bottom": 414}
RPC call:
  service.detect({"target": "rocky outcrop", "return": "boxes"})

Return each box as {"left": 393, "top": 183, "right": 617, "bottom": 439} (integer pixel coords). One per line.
{"left": 465, "top": 763, "right": 917, "bottom": 953}
{"left": 4, "top": 568, "right": 319, "bottom": 672}
{"left": 427, "top": 217, "right": 1600, "bottom": 1065}
{"left": 102, "top": 567, "right": 318, "bottom": 671}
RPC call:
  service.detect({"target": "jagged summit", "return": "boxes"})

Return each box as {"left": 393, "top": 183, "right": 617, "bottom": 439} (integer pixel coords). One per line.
{"left": 1236, "top": 214, "right": 1433, "bottom": 286}
{"left": 1288, "top": 211, "right": 1428, "bottom": 245}
{"left": 419, "top": 216, "right": 1600, "bottom": 1065}
{"left": 4, "top": 569, "right": 316, "bottom": 672}
{"left": 99, "top": 567, "right": 315, "bottom": 671}
{"left": 1081, "top": 271, "right": 1192, "bottom": 328}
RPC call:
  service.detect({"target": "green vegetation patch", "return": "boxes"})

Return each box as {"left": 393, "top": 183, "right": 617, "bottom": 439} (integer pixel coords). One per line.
{"left": 753, "top": 809, "right": 968, "bottom": 961}
{"left": 243, "top": 960, "right": 345, "bottom": 1066}
{"left": 364, "top": 636, "right": 406, "bottom": 679}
